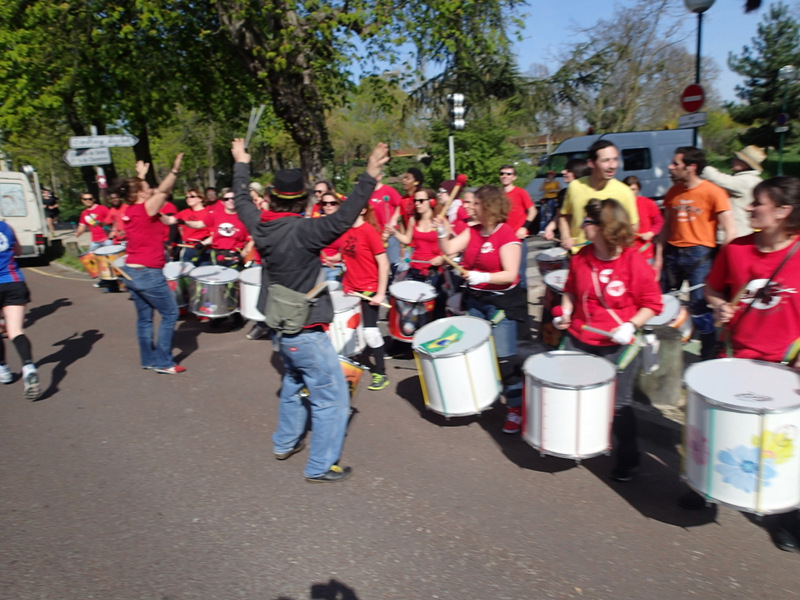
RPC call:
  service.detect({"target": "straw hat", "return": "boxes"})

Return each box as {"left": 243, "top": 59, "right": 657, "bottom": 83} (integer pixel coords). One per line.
{"left": 734, "top": 145, "right": 766, "bottom": 172}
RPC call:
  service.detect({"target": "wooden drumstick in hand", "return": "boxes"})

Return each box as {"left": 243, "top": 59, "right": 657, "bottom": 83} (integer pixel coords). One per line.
{"left": 437, "top": 173, "right": 468, "bottom": 219}
{"left": 348, "top": 291, "right": 391, "bottom": 309}
{"left": 440, "top": 254, "right": 468, "bottom": 276}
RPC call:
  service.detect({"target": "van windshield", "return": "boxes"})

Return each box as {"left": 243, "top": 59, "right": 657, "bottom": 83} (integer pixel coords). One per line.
{"left": 0, "top": 183, "right": 27, "bottom": 217}
{"left": 536, "top": 152, "right": 588, "bottom": 178}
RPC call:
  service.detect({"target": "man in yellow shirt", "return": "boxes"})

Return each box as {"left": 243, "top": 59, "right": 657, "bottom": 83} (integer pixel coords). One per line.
{"left": 558, "top": 140, "right": 639, "bottom": 252}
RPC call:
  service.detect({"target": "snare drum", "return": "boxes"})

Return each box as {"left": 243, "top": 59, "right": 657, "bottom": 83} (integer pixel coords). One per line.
{"left": 523, "top": 351, "right": 616, "bottom": 461}
{"left": 328, "top": 291, "right": 365, "bottom": 356}
{"left": 94, "top": 244, "right": 126, "bottom": 280}
{"left": 78, "top": 251, "right": 100, "bottom": 279}
{"left": 412, "top": 316, "right": 501, "bottom": 417}
{"left": 535, "top": 246, "right": 568, "bottom": 276}
{"left": 683, "top": 358, "right": 800, "bottom": 515}
{"left": 646, "top": 294, "right": 693, "bottom": 342}
{"left": 188, "top": 265, "right": 239, "bottom": 318}
{"left": 163, "top": 261, "right": 194, "bottom": 309}
{"left": 540, "top": 269, "right": 568, "bottom": 348}
{"left": 238, "top": 266, "right": 265, "bottom": 322}
{"left": 389, "top": 280, "right": 437, "bottom": 342}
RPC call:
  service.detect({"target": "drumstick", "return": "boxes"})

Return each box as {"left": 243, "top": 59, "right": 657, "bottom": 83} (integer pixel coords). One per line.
{"left": 581, "top": 324, "right": 615, "bottom": 338}
{"left": 305, "top": 281, "right": 329, "bottom": 300}
{"left": 440, "top": 254, "right": 469, "bottom": 276}
{"left": 348, "top": 291, "right": 391, "bottom": 309}
{"left": 111, "top": 264, "right": 133, "bottom": 281}
{"left": 437, "top": 173, "right": 468, "bottom": 218}
{"left": 713, "top": 284, "right": 747, "bottom": 328}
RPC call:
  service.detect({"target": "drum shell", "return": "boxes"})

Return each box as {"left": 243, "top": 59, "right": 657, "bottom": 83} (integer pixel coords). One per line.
{"left": 389, "top": 281, "right": 437, "bottom": 342}
{"left": 523, "top": 351, "right": 616, "bottom": 460}
{"left": 540, "top": 269, "right": 568, "bottom": 348}
{"left": 412, "top": 316, "right": 501, "bottom": 417}
{"left": 163, "top": 261, "right": 194, "bottom": 309}
{"left": 94, "top": 245, "right": 127, "bottom": 280}
{"left": 683, "top": 358, "right": 800, "bottom": 515}
{"left": 535, "top": 247, "right": 568, "bottom": 276}
{"left": 188, "top": 266, "right": 240, "bottom": 317}
{"left": 238, "top": 266, "right": 266, "bottom": 322}
{"left": 328, "top": 291, "right": 365, "bottom": 356}
{"left": 79, "top": 252, "right": 100, "bottom": 279}
{"left": 646, "top": 294, "right": 693, "bottom": 343}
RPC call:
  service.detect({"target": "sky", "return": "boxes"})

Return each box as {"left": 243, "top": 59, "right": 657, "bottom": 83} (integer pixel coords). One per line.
{"left": 512, "top": 0, "right": 773, "bottom": 104}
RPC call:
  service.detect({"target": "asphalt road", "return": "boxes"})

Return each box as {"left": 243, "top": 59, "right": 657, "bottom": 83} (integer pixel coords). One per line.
{"left": 1, "top": 262, "right": 798, "bottom": 600}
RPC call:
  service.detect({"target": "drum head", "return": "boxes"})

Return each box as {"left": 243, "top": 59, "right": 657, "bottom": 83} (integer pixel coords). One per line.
{"left": 684, "top": 358, "right": 800, "bottom": 413}
{"left": 536, "top": 247, "right": 567, "bottom": 262}
{"left": 390, "top": 280, "right": 436, "bottom": 302}
{"left": 238, "top": 266, "right": 262, "bottom": 285}
{"left": 190, "top": 265, "right": 239, "bottom": 283}
{"left": 543, "top": 269, "right": 568, "bottom": 292}
{"left": 95, "top": 244, "right": 125, "bottom": 256}
{"left": 163, "top": 261, "right": 194, "bottom": 278}
{"left": 646, "top": 294, "right": 680, "bottom": 326}
{"left": 330, "top": 290, "right": 360, "bottom": 312}
{"left": 523, "top": 351, "right": 616, "bottom": 389}
{"left": 412, "top": 316, "right": 491, "bottom": 357}
{"left": 112, "top": 256, "right": 126, "bottom": 268}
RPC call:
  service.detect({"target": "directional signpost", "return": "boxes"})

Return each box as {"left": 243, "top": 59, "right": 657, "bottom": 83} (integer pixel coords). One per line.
{"left": 68, "top": 134, "right": 139, "bottom": 149}
{"left": 63, "top": 147, "right": 112, "bottom": 167}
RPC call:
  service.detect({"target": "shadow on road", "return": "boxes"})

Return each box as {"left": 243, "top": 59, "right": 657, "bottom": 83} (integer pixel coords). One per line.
{"left": 173, "top": 318, "right": 204, "bottom": 364}
{"left": 24, "top": 297, "right": 73, "bottom": 328}
{"left": 35, "top": 329, "right": 104, "bottom": 401}
{"left": 270, "top": 578, "right": 361, "bottom": 600}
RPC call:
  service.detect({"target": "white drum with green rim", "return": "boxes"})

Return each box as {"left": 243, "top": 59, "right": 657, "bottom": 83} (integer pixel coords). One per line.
{"left": 683, "top": 358, "right": 800, "bottom": 515}
{"left": 523, "top": 351, "right": 616, "bottom": 461}
{"left": 412, "top": 316, "right": 501, "bottom": 417}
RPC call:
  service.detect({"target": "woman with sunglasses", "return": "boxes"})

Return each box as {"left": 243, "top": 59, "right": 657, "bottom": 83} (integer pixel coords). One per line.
{"left": 435, "top": 185, "right": 526, "bottom": 434}
{"left": 319, "top": 193, "right": 345, "bottom": 282}
{"left": 175, "top": 188, "right": 212, "bottom": 264}
{"left": 555, "top": 198, "right": 662, "bottom": 482}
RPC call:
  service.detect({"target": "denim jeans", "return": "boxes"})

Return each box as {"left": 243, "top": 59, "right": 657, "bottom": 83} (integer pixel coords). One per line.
{"left": 273, "top": 330, "right": 350, "bottom": 478}
{"left": 660, "top": 244, "right": 714, "bottom": 322}
{"left": 466, "top": 295, "right": 521, "bottom": 408}
{"left": 122, "top": 266, "right": 179, "bottom": 369}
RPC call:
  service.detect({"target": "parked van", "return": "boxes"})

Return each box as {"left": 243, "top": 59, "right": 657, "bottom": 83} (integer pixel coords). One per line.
{"left": 0, "top": 168, "right": 50, "bottom": 257}
{"left": 525, "top": 129, "right": 694, "bottom": 204}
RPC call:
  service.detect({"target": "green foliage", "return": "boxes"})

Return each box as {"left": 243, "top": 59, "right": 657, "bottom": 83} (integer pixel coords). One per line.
{"left": 699, "top": 111, "right": 747, "bottom": 156}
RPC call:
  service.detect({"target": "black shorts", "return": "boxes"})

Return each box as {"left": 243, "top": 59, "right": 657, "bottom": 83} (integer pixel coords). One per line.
{"left": 0, "top": 281, "right": 31, "bottom": 306}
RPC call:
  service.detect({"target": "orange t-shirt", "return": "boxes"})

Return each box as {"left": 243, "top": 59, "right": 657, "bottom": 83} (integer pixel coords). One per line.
{"left": 663, "top": 180, "right": 730, "bottom": 248}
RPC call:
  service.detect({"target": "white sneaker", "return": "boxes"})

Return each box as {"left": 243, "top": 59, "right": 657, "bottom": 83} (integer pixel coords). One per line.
{"left": 22, "top": 365, "right": 40, "bottom": 400}
{"left": 0, "top": 363, "right": 11, "bottom": 384}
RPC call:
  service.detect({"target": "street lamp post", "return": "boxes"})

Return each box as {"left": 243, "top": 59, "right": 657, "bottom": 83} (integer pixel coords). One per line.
{"left": 684, "top": 0, "right": 716, "bottom": 147}
{"left": 777, "top": 65, "right": 796, "bottom": 176}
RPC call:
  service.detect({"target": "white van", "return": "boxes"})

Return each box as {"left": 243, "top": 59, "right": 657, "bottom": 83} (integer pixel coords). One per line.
{"left": 0, "top": 169, "right": 50, "bottom": 257}
{"left": 525, "top": 129, "right": 694, "bottom": 203}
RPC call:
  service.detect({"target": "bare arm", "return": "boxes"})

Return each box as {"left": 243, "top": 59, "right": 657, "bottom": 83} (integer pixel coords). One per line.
{"left": 718, "top": 210, "right": 737, "bottom": 244}
{"left": 373, "top": 253, "right": 390, "bottom": 306}
{"left": 558, "top": 214, "right": 573, "bottom": 249}
{"left": 143, "top": 154, "right": 184, "bottom": 217}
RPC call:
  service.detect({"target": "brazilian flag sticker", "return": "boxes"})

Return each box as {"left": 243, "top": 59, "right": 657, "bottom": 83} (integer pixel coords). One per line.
{"left": 420, "top": 325, "right": 464, "bottom": 353}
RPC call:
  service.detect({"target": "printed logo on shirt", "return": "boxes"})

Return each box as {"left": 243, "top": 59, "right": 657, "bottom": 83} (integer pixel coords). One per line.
{"left": 480, "top": 241, "right": 495, "bottom": 254}
{"left": 741, "top": 278, "right": 797, "bottom": 311}
{"left": 598, "top": 268, "right": 626, "bottom": 297}
{"left": 0, "top": 231, "right": 8, "bottom": 252}
{"left": 218, "top": 222, "right": 237, "bottom": 237}
{"left": 672, "top": 201, "right": 703, "bottom": 223}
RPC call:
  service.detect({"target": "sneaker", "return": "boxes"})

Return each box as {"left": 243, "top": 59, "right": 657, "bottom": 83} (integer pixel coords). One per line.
{"left": 368, "top": 373, "right": 389, "bottom": 391}
{"left": 0, "top": 363, "right": 11, "bottom": 384}
{"left": 247, "top": 323, "right": 272, "bottom": 340}
{"left": 503, "top": 407, "right": 522, "bottom": 434}
{"left": 23, "top": 368, "right": 41, "bottom": 400}
{"left": 154, "top": 365, "right": 187, "bottom": 375}
{"left": 92, "top": 281, "right": 103, "bottom": 288}
{"left": 305, "top": 464, "right": 352, "bottom": 483}
{"left": 275, "top": 440, "right": 306, "bottom": 461}
{"left": 610, "top": 463, "right": 639, "bottom": 483}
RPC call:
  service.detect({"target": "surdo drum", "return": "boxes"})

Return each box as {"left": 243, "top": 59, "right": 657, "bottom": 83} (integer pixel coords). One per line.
{"left": 535, "top": 246, "right": 569, "bottom": 276}
{"left": 163, "top": 261, "right": 194, "bottom": 309}
{"left": 645, "top": 294, "right": 693, "bottom": 343}
{"left": 188, "top": 265, "right": 239, "bottom": 318}
{"left": 389, "top": 280, "right": 437, "bottom": 342}
{"left": 327, "top": 291, "right": 365, "bottom": 357}
{"left": 238, "top": 266, "right": 266, "bottom": 322}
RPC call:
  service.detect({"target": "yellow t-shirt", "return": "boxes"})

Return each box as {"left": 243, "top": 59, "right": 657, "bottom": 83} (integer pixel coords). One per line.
{"left": 561, "top": 177, "right": 639, "bottom": 252}
{"left": 542, "top": 180, "right": 560, "bottom": 200}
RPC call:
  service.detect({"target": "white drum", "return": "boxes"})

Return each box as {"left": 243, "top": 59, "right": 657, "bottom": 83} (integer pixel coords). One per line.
{"left": 523, "top": 351, "right": 616, "bottom": 461}
{"left": 412, "top": 316, "right": 501, "bottom": 417}
{"left": 535, "top": 246, "right": 568, "bottom": 276}
{"left": 683, "top": 358, "right": 800, "bottom": 515}
{"left": 238, "top": 266, "right": 266, "bottom": 322}
{"left": 328, "top": 291, "right": 365, "bottom": 357}
{"left": 188, "top": 265, "right": 239, "bottom": 318}
{"left": 646, "top": 294, "right": 693, "bottom": 343}
{"left": 389, "top": 280, "right": 437, "bottom": 342}
{"left": 163, "top": 261, "right": 194, "bottom": 309}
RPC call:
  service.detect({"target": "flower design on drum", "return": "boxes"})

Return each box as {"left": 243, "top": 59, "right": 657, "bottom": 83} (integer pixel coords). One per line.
{"left": 687, "top": 426, "right": 708, "bottom": 466}
{"left": 752, "top": 427, "right": 796, "bottom": 465}
{"left": 715, "top": 446, "right": 777, "bottom": 493}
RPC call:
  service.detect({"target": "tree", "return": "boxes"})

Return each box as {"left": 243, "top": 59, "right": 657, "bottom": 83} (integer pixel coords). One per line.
{"left": 727, "top": 2, "right": 800, "bottom": 147}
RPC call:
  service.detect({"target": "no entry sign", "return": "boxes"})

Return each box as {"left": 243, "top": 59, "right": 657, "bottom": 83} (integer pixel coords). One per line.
{"left": 681, "top": 84, "right": 705, "bottom": 113}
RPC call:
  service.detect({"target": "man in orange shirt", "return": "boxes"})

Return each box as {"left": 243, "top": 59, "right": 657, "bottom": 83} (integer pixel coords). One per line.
{"left": 655, "top": 146, "right": 736, "bottom": 359}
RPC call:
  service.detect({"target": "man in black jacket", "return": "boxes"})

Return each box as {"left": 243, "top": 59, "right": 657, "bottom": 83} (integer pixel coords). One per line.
{"left": 231, "top": 138, "right": 389, "bottom": 483}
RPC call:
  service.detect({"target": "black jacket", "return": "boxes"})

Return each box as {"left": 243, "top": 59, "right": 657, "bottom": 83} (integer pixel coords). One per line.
{"left": 233, "top": 162, "right": 377, "bottom": 325}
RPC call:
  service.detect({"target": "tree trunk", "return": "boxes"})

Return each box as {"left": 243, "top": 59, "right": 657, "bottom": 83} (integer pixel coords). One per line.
{"left": 132, "top": 121, "right": 157, "bottom": 188}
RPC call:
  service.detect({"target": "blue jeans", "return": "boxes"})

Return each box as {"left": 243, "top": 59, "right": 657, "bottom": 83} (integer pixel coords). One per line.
{"left": 122, "top": 266, "right": 179, "bottom": 369}
{"left": 466, "top": 295, "right": 521, "bottom": 408}
{"left": 273, "top": 330, "right": 351, "bottom": 478}
{"left": 661, "top": 244, "right": 714, "bottom": 327}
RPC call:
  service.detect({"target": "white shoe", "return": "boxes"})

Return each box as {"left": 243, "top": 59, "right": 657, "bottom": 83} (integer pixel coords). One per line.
{"left": 0, "top": 363, "right": 11, "bottom": 384}
{"left": 22, "top": 366, "right": 40, "bottom": 400}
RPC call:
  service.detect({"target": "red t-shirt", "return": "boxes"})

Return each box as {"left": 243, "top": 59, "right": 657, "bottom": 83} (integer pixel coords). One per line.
{"left": 105, "top": 204, "right": 128, "bottom": 243}
{"left": 409, "top": 226, "right": 440, "bottom": 274}
{"left": 177, "top": 207, "right": 211, "bottom": 243}
{"left": 564, "top": 246, "right": 663, "bottom": 346}
{"left": 461, "top": 223, "right": 521, "bottom": 291}
{"left": 160, "top": 200, "right": 178, "bottom": 242}
{"left": 707, "top": 234, "right": 800, "bottom": 362}
{"left": 122, "top": 203, "right": 167, "bottom": 268}
{"left": 504, "top": 186, "right": 533, "bottom": 232}
{"left": 392, "top": 195, "right": 416, "bottom": 228}
{"left": 451, "top": 205, "right": 471, "bottom": 235}
{"left": 80, "top": 204, "right": 110, "bottom": 242}
{"left": 321, "top": 235, "right": 343, "bottom": 263}
{"left": 341, "top": 222, "right": 385, "bottom": 293}
{"left": 202, "top": 209, "right": 250, "bottom": 251}
{"left": 370, "top": 185, "right": 402, "bottom": 230}
{"left": 634, "top": 195, "right": 664, "bottom": 261}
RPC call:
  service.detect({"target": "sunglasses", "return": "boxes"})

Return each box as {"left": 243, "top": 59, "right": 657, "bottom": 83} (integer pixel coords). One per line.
{"left": 413, "top": 197, "right": 430, "bottom": 203}
{"left": 223, "top": 197, "right": 235, "bottom": 201}
{"left": 499, "top": 171, "right": 514, "bottom": 176}
{"left": 186, "top": 194, "right": 200, "bottom": 198}
{"left": 314, "top": 189, "right": 325, "bottom": 194}
{"left": 321, "top": 201, "right": 339, "bottom": 206}
{"left": 81, "top": 196, "right": 93, "bottom": 201}
{"left": 581, "top": 218, "right": 599, "bottom": 227}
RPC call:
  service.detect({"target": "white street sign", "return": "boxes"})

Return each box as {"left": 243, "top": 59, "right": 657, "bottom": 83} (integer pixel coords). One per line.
{"left": 775, "top": 126, "right": 790, "bottom": 133}
{"left": 69, "top": 134, "right": 139, "bottom": 149}
{"left": 64, "top": 147, "right": 112, "bottom": 167}
{"left": 677, "top": 112, "right": 707, "bottom": 129}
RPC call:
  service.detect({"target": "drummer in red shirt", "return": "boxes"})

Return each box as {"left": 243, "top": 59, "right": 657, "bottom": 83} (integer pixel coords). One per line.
{"left": 623, "top": 175, "right": 663, "bottom": 265}
{"left": 181, "top": 188, "right": 253, "bottom": 269}
{"left": 499, "top": 164, "right": 536, "bottom": 290}
{"left": 555, "top": 198, "right": 662, "bottom": 482}
{"left": 175, "top": 188, "right": 211, "bottom": 264}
